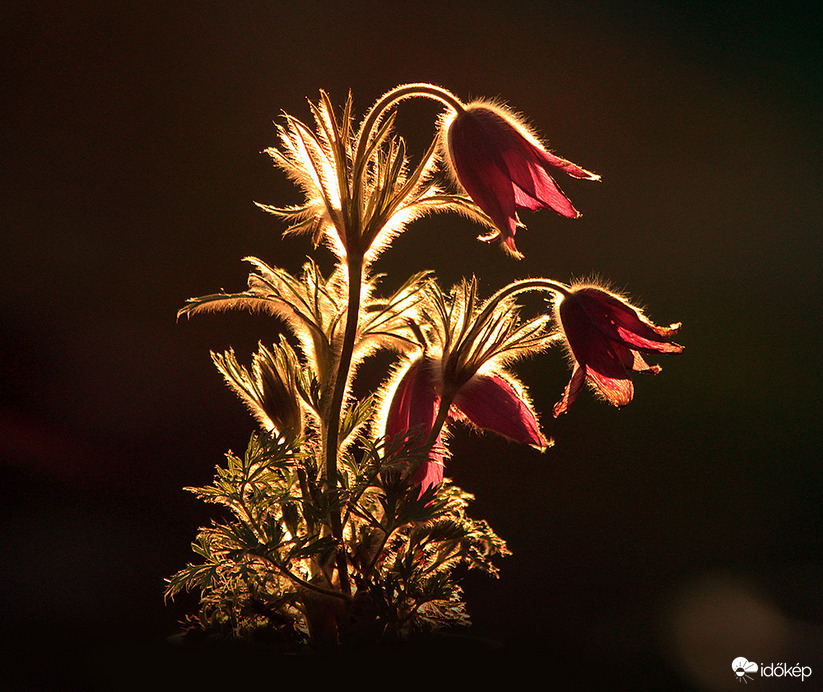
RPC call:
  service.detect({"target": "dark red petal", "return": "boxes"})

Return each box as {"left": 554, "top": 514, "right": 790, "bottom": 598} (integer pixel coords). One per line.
{"left": 628, "top": 350, "right": 662, "bottom": 374}
{"left": 385, "top": 359, "right": 437, "bottom": 445}
{"left": 584, "top": 341, "right": 637, "bottom": 406}
{"left": 535, "top": 147, "right": 601, "bottom": 181}
{"left": 559, "top": 294, "right": 637, "bottom": 406}
{"left": 586, "top": 367, "right": 634, "bottom": 407}
{"left": 576, "top": 288, "right": 684, "bottom": 353}
{"left": 410, "top": 436, "right": 445, "bottom": 494}
{"left": 453, "top": 373, "right": 549, "bottom": 449}
{"left": 384, "top": 359, "right": 448, "bottom": 497}
{"left": 513, "top": 166, "right": 580, "bottom": 218}
{"left": 494, "top": 126, "right": 581, "bottom": 218}
{"left": 447, "top": 112, "right": 519, "bottom": 242}
{"left": 615, "top": 324, "right": 684, "bottom": 353}
{"left": 553, "top": 362, "right": 586, "bottom": 417}
{"left": 559, "top": 294, "right": 625, "bottom": 377}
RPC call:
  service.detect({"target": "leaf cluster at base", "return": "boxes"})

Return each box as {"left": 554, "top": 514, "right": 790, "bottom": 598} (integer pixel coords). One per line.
{"left": 164, "top": 431, "right": 509, "bottom": 651}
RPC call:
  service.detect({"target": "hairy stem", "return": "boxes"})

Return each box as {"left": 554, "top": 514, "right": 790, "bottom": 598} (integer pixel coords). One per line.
{"left": 461, "top": 277, "right": 571, "bottom": 350}
{"left": 255, "top": 552, "right": 350, "bottom": 602}
{"left": 354, "top": 83, "right": 465, "bottom": 168}
{"left": 323, "top": 252, "right": 365, "bottom": 598}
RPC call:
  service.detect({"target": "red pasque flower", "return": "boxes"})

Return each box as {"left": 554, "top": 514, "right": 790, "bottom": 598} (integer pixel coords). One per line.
{"left": 383, "top": 357, "right": 445, "bottom": 493}
{"left": 552, "top": 285, "right": 683, "bottom": 416}
{"left": 384, "top": 357, "right": 548, "bottom": 495}
{"left": 442, "top": 102, "right": 600, "bottom": 258}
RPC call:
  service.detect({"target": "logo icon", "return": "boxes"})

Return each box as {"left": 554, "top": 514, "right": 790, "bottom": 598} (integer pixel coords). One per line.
{"left": 732, "top": 657, "right": 759, "bottom": 683}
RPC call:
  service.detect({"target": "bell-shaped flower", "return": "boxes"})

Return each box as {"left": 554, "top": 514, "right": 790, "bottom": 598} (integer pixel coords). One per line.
{"left": 441, "top": 102, "right": 600, "bottom": 258}
{"left": 552, "top": 285, "right": 683, "bottom": 416}
{"left": 382, "top": 358, "right": 444, "bottom": 493}
{"left": 383, "top": 356, "right": 549, "bottom": 496}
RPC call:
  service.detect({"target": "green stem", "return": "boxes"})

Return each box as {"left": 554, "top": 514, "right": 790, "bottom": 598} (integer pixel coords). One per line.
{"left": 255, "top": 552, "right": 350, "bottom": 602}
{"left": 323, "top": 251, "right": 365, "bottom": 598}
{"left": 359, "top": 389, "right": 453, "bottom": 583}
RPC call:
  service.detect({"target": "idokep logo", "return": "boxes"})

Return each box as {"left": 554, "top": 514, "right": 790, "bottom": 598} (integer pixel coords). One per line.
{"left": 732, "top": 657, "right": 813, "bottom": 684}
{"left": 732, "top": 658, "right": 758, "bottom": 683}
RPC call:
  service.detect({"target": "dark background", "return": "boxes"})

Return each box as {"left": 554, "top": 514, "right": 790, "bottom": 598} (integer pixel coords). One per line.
{"left": 2, "top": 1, "right": 821, "bottom": 688}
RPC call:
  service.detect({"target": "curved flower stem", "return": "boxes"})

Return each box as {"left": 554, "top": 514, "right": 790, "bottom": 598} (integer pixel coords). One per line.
{"left": 484, "top": 276, "right": 572, "bottom": 306}
{"left": 460, "top": 277, "right": 572, "bottom": 349}
{"left": 353, "top": 83, "right": 466, "bottom": 166}
{"left": 350, "top": 84, "right": 465, "bottom": 231}
{"left": 323, "top": 251, "right": 365, "bottom": 599}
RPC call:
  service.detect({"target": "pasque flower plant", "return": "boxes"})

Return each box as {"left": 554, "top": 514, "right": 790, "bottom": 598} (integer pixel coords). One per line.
{"left": 167, "top": 83, "right": 683, "bottom": 650}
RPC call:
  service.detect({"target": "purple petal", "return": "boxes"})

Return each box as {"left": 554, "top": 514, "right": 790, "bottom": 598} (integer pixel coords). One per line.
{"left": 556, "top": 287, "right": 682, "bottom": 410}
{"left": 586, "top": 366, "right": 634, "bottom": 407}
{"left": 499, "top": 144, "right": 580, "bottom": 218}
{"left": 535, "top": 147, "right": 601, "bottom": 181}
{"left": 558, "top": 293, "right": 638, "bottom": 407}
{"left": 514, "top": 164, "right": 580, "bottom": 218}
{"left": 447, "top": 109, "right": 518, "bottom": 237}
{"left": 410, "top": 439, "right": 445, "bottom": 492}
{"left": 385, "top": 359, "right": 437, "bottom": 443}
{"left": 445, "top": 104, "right": 598, "bottom": 256}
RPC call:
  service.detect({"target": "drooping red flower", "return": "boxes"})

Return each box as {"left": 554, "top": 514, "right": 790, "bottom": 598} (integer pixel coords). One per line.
{"left": 442, "top": 102, "right": 600, "bottom": 258}
{"left": 553, "top": 286, "right": 683, "bottom": 416}
{"left": 384, "top": 357, "right": 548, "bottom": 495}
{"left": 383, "top": 358, "right": 445, "bottom": 493}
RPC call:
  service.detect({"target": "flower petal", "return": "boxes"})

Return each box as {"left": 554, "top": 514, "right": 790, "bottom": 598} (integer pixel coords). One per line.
{"left": 500, "top": 145, "right": 580, "bottom": 218}
{"left": 576, "top": 288, "right": 684, "bottom": 354}
{"left": 453, "top": 373, "right": 550, "bottom": 450}
{"left": 555, "top": 286, "right": 682, "bottom": 410}
{"left": 384, "top": 359, "right": 436, "bottom": 444}
{"left": 535, "top": 147, "right": 601, "bottom": 181}
{"left": 586, "top": 365, "right": 634, "bottom": 408}
{"left": 384, "top": 358, "right": 445, "bottom": 495}
{"left": 410, "top": 439, "right": 445, "bottom": 492}
{"left": 512, "top": 164, "right": 580, "bottom": 218}
{"left": 444, "top": 103, "right": 598, "bottom": 257}
{"left": 553, "top": 362, "right": 586, "bottom": 417}
{"left": 446, "top": 109, "right": 519, "bottom": 242}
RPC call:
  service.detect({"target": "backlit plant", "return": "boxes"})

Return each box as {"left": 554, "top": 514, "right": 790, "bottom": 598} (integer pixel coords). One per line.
{"left": 165, "top": 83, "right": 683, "bottom": 651}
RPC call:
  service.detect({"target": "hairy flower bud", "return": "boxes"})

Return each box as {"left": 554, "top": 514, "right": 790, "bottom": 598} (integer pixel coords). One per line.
{"left": 254, "top": 344, "right": 304, "bottom": 441}
{"left": 211, "top": 340, "right": 304, "bottom": 443}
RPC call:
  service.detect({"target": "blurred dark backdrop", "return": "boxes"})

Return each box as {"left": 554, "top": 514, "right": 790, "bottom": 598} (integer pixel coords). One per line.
{"left": 2, "top": 1, "right": 821, "bottom": 688}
